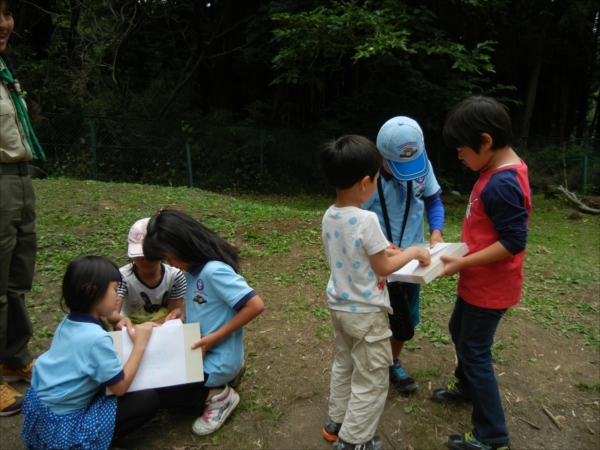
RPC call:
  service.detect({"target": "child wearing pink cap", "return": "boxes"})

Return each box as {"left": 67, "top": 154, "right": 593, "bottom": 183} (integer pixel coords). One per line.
{"left": 107, "top": 218, "right": 186, "bottom": 329}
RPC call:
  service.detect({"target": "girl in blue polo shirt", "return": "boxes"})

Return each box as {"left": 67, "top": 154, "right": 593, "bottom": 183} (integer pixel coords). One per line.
{"left": 21, "top": 256, "right": 159, "bottom": 450}
{"left": 142, "top": 208, "right": 265, "bottom": 437}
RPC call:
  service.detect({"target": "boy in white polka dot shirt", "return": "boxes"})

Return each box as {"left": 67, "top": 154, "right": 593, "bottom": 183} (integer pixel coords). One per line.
{"left": 319, "top": 135, "right": 430, "bottom": 450}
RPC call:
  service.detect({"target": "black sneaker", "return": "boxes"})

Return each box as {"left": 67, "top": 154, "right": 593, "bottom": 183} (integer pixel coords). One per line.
{"left": 333, "top": 436, "right": 384, "bottom": 450}
{"left": 389, "top": 359, "right": 418, "bottom": 394}
{"left": 432, "top": 381, "right": 471, "bottom": 404}
{"left": 322, "top": 415, "right": 341, "bottom": 442}
{"left": 447, "top": 432, "right": 510, "bottom": 450}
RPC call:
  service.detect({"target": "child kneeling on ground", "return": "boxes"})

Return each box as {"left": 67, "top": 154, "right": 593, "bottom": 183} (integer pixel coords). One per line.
{"left": 319, "top": 135, "right": 431, "bottom": 450}
{"left": 21, "top": 256, "right": 159, "bottom": 449}
{"left": 433, "top": 96, "right": 532, "bottom": 450}
{"left": 143, "top": 208, "right": 265, "bottom": 436}
{"left": 108, "top": 217, "right": 186, "bottom": 329}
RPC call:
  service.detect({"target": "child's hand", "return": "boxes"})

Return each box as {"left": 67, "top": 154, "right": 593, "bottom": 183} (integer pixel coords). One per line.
{"left": 429, "top": 229, "right": 444, "bottom": 248}
{"left": 437, "top": 255, "right": 462, "bottom": 278}
{"left": 127, "top": 322, "right": 159, "bottom": 346}
{"left": 414, "top": 247, "right": 431, "bottom": 266}
{"left": 164, "top": 308, "right": 184, "bottom": 322}
{"left": 115, "top": 316, "right": 133, "bottom": 331}
{"left": 191, "top": 333, "right": 218, "bottom": 358}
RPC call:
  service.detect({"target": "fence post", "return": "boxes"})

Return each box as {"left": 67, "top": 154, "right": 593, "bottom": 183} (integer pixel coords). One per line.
{"left": 89, "top": 118, "right": 98, "bottom": 179}
{"left": 582, "top": 141, "right": 588, "bottom": 194}
{"left": 186, "top": 141, "right": 194, "bottom": 188}
{"left": 259, "top": 128, "right": 265, "bottom": 185}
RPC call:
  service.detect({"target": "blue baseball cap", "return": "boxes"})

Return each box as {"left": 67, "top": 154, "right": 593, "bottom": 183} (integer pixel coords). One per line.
{"left": 376, "top": 116, "right": 429, "bottom": 181}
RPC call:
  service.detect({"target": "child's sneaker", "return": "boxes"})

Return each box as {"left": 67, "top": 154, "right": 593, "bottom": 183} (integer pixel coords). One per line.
{"left": 0, "top": 382, "right": 24, "bottom": 417}
{"left": 333, "top": 436, "right": 383, "bottom": 450}
{"left": 0, "top": 359, "right": 35, "bottom": 383}
{"left": 192, "top": 386, "right": 240, "bottom": 436}
{"left": 447, "top": 432, "right": 510, "bottom": 450}
{"left": 389, "top": 358, "right": 417, "bottom": 393}
{"left": 322, "top": 415, "right": 341, "bottom": 442}
{"left": 229, "top": 361, "right": 246, "bottom": 389}
{"left": 432, "top": 381, "right": 471, "bottom": 404}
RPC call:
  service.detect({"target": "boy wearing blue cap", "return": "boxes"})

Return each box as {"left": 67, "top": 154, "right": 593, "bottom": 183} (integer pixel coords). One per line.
{"left": 362, "top": 117, "right": 445, "bottom": 393}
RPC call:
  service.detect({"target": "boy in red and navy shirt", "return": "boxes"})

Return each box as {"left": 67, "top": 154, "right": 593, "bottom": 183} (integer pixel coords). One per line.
{"left": 433, "top": 96, "right": 531, "bottom": 450}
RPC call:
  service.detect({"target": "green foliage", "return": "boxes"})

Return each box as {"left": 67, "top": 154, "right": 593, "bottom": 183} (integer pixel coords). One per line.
{"left": 268, "top": 0, "right": 510, "bottom": 129}
{"left": 271, "top": 1, "right": 496, "bottom": 80}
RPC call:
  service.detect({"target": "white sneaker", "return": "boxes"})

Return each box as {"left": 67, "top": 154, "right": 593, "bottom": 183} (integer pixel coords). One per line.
{"left": 192, "top": 386, "right": 240, "bottom": 436}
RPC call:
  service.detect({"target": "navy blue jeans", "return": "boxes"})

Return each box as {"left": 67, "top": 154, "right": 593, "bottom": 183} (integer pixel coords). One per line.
{"left": 449, "top": 295, "right": 509, "bottom": 448}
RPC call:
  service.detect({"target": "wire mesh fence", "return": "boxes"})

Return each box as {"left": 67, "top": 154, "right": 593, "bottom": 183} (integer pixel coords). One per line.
{"left": 33, "top": 114, "right": 341, "bottom": 195}
{"left": 32, "top": 114, "right": 600, "bottom": 196}
{"left": 515, "top": 137, "right": 599, "bottom": 195}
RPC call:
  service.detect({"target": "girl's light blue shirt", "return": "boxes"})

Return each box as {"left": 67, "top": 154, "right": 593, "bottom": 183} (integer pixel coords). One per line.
{"left": 185, "top": 261, "right": 256, "bottom": 387}
{"left": 31, "top": 313, "right": 124, "bottom": 415}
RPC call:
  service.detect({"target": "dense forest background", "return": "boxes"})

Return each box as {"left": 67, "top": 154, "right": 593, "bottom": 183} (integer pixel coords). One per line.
{"left": 5, "top": 0, "right": 600, "bottom": 193}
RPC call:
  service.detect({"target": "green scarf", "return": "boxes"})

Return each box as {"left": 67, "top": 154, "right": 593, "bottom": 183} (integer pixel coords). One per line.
{"left": 0, "top": 56, "right": 45, "bottom": 161}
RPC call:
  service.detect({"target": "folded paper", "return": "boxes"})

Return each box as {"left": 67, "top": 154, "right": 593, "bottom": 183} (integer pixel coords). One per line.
{"left": 387, "top": 242, "right": 469, "bottom": 285}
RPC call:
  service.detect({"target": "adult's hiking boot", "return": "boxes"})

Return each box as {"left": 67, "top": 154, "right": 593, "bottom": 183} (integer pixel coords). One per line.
{"left": 0, "top": 382, "right": 23, "bottom": 417}
{"left": 1, "top": 359, "right": 35, "bottom": 383}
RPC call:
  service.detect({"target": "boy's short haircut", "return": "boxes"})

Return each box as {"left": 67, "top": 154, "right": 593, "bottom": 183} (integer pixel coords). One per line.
{"left": 320, "top": 135, "right": 383, "bottom": 190}
{"left": 443, "top": 96, "right": 514, "bottom": 153}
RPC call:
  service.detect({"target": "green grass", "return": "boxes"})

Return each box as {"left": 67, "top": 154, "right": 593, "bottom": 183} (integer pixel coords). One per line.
{"left": 32, "top": 180, "right": 600, "bottom": 350}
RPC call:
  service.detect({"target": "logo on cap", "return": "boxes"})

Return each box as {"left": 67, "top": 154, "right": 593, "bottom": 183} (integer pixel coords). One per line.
{"left": 397, "top": 142, "right": 418, "bottom": 158}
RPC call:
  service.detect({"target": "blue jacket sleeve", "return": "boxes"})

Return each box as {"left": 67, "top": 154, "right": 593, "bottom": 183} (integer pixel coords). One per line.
{"left": 424, "top": 191, "right": 444, "bottom": 234}
{"left": 481, "top": 170, "right": 529, "bottom": 255}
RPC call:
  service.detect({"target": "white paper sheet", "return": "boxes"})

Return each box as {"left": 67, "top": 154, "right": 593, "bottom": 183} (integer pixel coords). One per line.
{"left": 429, "top": 242, "right": 450, "bottom": 256}
{"left": 122, "top": 319, "right": 187, "bottom": 392}
{"left": 395, "top": 243, "right": 451, "bottom": 276}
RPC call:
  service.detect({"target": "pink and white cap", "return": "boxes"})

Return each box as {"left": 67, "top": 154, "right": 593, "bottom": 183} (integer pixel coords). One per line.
{"left": 127, "top": 217, "right": 150, "bottom": 258}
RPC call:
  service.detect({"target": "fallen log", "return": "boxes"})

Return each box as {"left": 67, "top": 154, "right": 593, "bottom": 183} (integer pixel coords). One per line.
{"left": 557, "top": 185, "right": 600, "bottom": 215}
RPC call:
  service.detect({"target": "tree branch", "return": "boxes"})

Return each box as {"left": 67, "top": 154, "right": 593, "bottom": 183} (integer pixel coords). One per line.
{"left": 558, "top": 185, "right": 600, "bottom": 214}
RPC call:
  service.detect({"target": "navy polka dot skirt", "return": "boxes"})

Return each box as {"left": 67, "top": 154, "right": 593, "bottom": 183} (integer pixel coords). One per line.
{"left": 21, "top": 388, "right": 118, "bottom": 450}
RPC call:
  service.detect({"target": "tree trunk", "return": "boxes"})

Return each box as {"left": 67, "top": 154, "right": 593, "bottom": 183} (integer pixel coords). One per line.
{"left": 518, "top": 22, "right": 548, "bottom": 137}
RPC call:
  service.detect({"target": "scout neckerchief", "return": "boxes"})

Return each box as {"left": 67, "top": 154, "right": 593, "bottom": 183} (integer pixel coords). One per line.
{"left": 0, "top": 56, "right": 45, "bottom": 160}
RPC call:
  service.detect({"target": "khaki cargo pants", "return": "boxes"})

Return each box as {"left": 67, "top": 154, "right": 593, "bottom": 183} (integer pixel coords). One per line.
{"left": 328, "top": 309, "right": 393, "bottom": 444}
{"left": 0, "top": 170, "right": 36, "bottom": 381}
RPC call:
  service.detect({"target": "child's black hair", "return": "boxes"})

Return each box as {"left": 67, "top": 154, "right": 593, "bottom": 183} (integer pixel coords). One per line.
{"left": 443, "top": 96, "right": 513, "bottom": 154}
{"left": 143, "top": 209, "right": 240, "bottom": 273}
{"left": 319, "top": 135, "right": 382, "bottom": 190}
{"left": 61, "top": 256, "right": 122, "bottom": 319}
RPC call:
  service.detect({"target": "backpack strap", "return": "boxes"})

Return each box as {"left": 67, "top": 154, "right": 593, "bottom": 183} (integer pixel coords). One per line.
{"left": 377, "top": 173, "right": 412, "bottom": 247}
